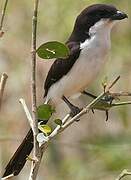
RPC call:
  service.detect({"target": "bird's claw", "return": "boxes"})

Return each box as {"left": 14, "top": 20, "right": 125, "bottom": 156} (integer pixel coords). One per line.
{"left": 70, "top": 106, "right": 82, "bottom": 121}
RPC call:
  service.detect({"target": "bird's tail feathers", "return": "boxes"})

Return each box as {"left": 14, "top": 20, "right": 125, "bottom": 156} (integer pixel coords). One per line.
{"left": 2, "top": 129, "right": 33, "bottom": 178}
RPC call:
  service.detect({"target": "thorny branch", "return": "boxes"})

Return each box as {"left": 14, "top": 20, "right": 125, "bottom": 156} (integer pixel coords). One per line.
{"left": 0, "top": 0, "right": 9, "bottom": 37}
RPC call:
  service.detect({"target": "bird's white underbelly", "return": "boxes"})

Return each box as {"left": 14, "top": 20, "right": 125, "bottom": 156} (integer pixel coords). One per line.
{"left": 46, "top": 35, "right": 110, "bottom": 105}
{"left": 62, "top": 45, "right": 109, "bottom": 95}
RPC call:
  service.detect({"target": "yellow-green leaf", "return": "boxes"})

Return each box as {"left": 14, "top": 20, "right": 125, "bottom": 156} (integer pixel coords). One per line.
{"left": 38, "top": 124, "right": 52, "bottom": 135}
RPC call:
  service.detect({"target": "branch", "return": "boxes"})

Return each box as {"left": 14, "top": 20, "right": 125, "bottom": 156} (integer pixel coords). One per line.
{"left": 0, "top": 0, "right": 9, "bottom": 37}
{"left": 29, "top": 0, "right": 40, "bottom": 179}
{"left": 115, "top": 169, "right": 131, "bottom": 180}
{"left": 19, "top": 98, "right": 34, "bottom": 131}
{"left": 110, "top": 91, "right": 131, "bottom": 97}
{"left": 0, "top": 73, "right": 8, "bottom": 109}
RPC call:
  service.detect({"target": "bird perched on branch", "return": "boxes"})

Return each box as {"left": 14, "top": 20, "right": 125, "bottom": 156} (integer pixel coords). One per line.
{"left": 2, "top": 4, "right": 128, "bottom": 178}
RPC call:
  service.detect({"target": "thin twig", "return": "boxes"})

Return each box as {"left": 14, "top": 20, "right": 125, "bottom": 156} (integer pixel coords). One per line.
{"left": 112, "top": 101, "right": 131, "bottom": 107}
{"left": 0, "top": 73, "right": 8, "bottom": 109}
{"left": 29, "top": 0, "right": 40, "bottom": 179}
{"left": 0, "top": 0, "right": 8, "bottom": 37}
{"left": 110, "top": 91, "right": 131, "bottom": 97}
{"left": 106, "top": 75, "right": 120, "bottom": 90}
{"left": 115, "top": 169, "right": 131, "bottom": 180}
{"left": 19, "top": 98, "right": 34, "bottom": 131}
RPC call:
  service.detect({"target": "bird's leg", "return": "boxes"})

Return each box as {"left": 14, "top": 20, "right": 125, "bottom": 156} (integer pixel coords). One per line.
{"left": 82, "top": 91, "right": 97, "bottom": 99}
{"left": 62, "top": 96, "right": 82, "bottom": 121}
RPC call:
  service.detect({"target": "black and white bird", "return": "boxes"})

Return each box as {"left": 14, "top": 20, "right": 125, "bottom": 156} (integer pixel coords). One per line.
{"left": 2, "top": 4, "right": 128, "bottom": 178}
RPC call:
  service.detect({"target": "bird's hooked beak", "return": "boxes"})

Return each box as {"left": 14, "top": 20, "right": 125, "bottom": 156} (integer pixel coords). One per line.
{"left": 110, "top": 11, "right": 128, "bottom": 20}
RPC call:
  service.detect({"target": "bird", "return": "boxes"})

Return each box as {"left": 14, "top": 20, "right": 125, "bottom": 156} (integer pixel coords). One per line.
{"left": 2, "top": 4, "right": 128, "bottom": 178}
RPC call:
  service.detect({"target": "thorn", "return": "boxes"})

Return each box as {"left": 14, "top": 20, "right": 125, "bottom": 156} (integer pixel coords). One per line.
{"left": 82, "top": 91, "right": 97, "bottom": 99}
{"left": 92, "top": 109, "right": 94, "bottom": 114}
{"left": 105, "top": 110, "right": 109, "bottom": 121}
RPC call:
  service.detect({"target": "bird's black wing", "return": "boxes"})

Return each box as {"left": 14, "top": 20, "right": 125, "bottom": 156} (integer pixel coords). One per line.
{"left": 44, "top": 41, "right": 81, "bottom": 97}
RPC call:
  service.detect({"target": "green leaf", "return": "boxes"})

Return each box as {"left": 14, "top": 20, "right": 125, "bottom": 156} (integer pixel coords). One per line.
{"left": 38, "top": 125, "right": 52, "bottom": 135}
{"left": 54, "top": 119, "right": 62, "bottom": 126}
{"left": 37, "top": 41, "right": 70, "bottom": 59}
{"left": 37, "top": 104, "right": 55, "bottom": 120}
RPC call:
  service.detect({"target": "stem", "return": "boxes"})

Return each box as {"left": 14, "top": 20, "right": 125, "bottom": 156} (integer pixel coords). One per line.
{"left": 112, "top": 101, "right": 131, "bottom": 107}
{"left": 30, "top": 0, "right": 39, "bottom": 179}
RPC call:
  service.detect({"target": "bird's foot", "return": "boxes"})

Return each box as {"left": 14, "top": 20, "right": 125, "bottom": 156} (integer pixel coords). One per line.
{"left": 82, "top": 91, "right": 97, "bottom": 99}
{"left": 62, "top": 96, "right": 82, "bottom": 121}
{"left": 70, "top": 106, "right": 82, "bottom": 121}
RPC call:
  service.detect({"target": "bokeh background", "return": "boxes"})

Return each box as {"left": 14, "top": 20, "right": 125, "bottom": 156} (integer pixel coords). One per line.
{"left": 0, "top": 0, "right": 131, "bottom": 179}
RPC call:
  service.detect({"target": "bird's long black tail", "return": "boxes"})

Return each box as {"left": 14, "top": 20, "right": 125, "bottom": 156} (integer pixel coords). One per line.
{"left": 2, "top": 128, "right": 33, "bottom": 178}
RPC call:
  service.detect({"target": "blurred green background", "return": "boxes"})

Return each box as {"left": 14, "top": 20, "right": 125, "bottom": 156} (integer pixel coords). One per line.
{"left": 0, "top": 0, "right": 131, "bottom": 179}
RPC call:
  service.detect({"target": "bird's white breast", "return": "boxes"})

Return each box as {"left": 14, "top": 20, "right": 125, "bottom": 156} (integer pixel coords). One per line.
{"left": 46, "top": 29, "right": 111, "bottom": 105}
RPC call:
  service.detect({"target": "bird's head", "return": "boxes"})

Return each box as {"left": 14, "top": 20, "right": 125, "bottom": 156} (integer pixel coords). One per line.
{"left": 71, "top": 4, "right": 128, "bottom": 41}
